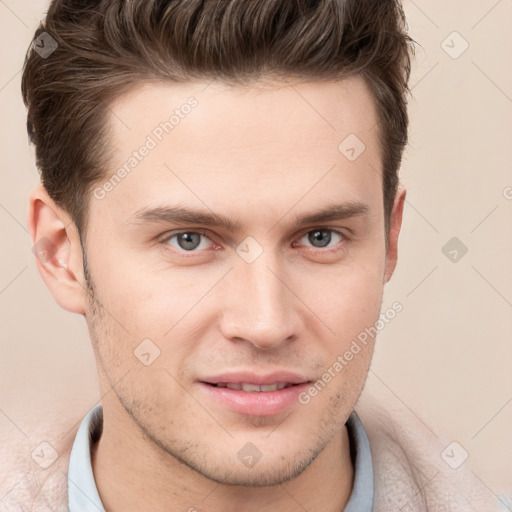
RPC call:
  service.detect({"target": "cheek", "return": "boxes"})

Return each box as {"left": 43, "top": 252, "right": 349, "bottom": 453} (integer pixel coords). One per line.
{"left": 303, "top": 258, "right": 385, "bottom": 335}
{"left": 87, "top": 258, "right": 218, "bottom": 382}
{"left": 88, "top": 240, "right": 202, "bottom": 327}
{"left": 302, "top": 259, "right": 384, "bottom": 396}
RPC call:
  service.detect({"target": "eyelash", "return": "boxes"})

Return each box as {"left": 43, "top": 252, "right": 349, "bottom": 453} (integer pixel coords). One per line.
{"left": 159, "top": 228, "right": 348, "bottom": 256}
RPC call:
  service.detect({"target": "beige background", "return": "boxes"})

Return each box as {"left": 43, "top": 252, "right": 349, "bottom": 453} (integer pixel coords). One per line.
{"left": 1, "top": 0, "right": 511, "bottom": 498}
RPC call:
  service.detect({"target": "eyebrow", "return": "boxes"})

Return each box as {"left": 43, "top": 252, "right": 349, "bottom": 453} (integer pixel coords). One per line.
{"left": 126, "top": 202, "right": 369, "bottom": 232}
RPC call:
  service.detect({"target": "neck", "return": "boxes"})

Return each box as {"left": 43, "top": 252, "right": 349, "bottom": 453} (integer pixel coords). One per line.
{"left": 92, "top": 397, "right": 354, "bottom": 512}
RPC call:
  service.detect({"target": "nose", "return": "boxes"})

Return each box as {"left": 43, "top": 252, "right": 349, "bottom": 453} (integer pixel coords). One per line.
{"left": 219, "top": 254, "right": 301, "bottom": 350}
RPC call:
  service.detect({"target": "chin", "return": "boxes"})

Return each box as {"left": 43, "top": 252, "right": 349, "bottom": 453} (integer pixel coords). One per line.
{"left": 196, "top": 460, "right": 313, "bottom": 487}
{"left": 183, "top": 443, "right": 325, "bottom": 488}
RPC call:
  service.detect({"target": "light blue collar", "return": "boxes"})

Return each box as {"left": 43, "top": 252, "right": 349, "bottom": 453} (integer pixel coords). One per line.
{"left": 67, "top": 405, "right": 106, "bottom": 512}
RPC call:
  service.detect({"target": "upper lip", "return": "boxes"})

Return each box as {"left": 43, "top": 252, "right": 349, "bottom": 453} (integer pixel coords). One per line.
{"left": 200, "top": 371, "right": 311, "bottom": 386}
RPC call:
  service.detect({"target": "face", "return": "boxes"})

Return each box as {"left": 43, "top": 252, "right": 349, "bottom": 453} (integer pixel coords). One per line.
{"left": 79, "top": 77, "right": 399, "bottom": 485}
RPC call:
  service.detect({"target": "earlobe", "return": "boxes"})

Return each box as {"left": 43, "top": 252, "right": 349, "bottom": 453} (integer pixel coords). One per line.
{"left": 384, "top": 187, "right": 406, "bottom": 283}
{"left": 27, "top": 185, "right": 87, "bottom": 314}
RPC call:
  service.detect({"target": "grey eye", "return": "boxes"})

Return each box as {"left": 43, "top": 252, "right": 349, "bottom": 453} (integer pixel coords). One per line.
{"left": 167, "top": 232, "right": 209, "bottom": 252}
{"left": 301, "top": 229, "right": 342, "bottom": 249}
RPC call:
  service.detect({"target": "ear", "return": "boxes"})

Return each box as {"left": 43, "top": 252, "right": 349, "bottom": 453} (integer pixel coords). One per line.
{"left": 384, "top": 186, "right": 406, "bottom": 283}
{"left": 27, "top": 185, "right": 87, "bottom": 314}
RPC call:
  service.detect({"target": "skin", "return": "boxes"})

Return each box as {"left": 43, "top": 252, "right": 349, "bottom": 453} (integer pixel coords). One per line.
{"left": 27, "top": 76, "right": 406, "bottom": 512}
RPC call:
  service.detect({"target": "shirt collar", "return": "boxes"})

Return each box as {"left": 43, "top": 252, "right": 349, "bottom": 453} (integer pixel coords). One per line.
{"left": 343, "top": 410, "right": 374, "bottom": 511}
{"left": 68, "top": 405, "right": 373, "bottom": 511}
{"left": 68, "top": 405, "right": 106, "bottom": 511}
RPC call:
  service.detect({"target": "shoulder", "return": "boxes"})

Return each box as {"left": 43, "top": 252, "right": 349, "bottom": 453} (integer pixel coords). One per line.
{"left": 355, "top": 390, "right": 498, "bottom": 511}
{"left": 0, "top": 404, "right": 81, "bottom": 511}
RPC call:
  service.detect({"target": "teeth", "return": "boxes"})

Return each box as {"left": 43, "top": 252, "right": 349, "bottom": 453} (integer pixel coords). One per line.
{"left": 214, "top": 382, "right": 292, "bottom": 392}
{"left": 260, "top": 384, "right": 278, "bottom": 392}
{"left": 241, "top": 383, "right": 261, "bottom": 392}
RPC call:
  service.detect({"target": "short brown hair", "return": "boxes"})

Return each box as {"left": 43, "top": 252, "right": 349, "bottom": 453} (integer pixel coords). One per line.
{"left": 22, "top": 0, "right": 416, "bottom": 236}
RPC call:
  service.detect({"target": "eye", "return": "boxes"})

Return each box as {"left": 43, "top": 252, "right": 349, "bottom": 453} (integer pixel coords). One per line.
{"left": 160, "top": 227, "right": 346, "bottom": 256}
{"left": 163, "top": 230, "right": 213, "bottom": 252}
{"left": 297, "top": 228, "right": 344, "bottom": 250}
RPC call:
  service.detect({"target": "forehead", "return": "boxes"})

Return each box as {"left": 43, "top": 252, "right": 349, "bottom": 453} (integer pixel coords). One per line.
{"left": 98, "top": 77, "right": 382, "bottom": 223}
{"left": 108, "top": 76, "right": 379, "bottom": 154}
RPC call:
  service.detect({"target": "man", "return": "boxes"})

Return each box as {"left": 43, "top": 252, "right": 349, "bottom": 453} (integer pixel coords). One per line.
{"left": 6, "top": 0, "right": 497, "bottom": 510}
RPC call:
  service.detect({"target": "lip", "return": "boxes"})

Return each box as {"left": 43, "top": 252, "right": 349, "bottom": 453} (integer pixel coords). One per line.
{"left": 198, "top": 371, "right": 311, "bottom": 417}
{"left": 200, "top": 371, "right": 310, "bottom": 386}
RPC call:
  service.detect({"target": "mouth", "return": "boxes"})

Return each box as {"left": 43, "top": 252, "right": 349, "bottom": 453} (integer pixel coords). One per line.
{"left": 198, "top": 372, "right": 311, "bottom": 416}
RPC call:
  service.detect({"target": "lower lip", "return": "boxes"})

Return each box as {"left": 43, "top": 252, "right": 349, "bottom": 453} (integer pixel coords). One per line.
{"left": 198, "top": 382, "right": 310, "bottom": 416}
